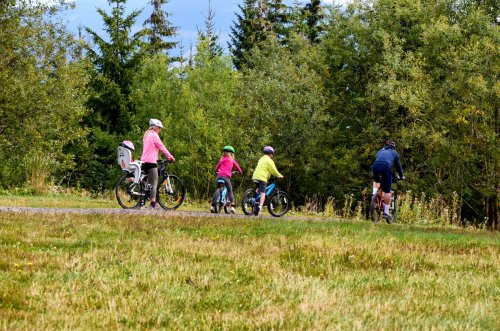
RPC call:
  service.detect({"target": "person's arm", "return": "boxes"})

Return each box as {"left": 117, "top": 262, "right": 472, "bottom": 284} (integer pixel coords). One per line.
{"left": 215, "top": 159, "right": 222, "bottom": 173}
{"left": 233, "top": 160, "right": 243, "bottom": 174}
{"left": 394, "top": 152, "right": 403, "bottom": 177}
{"left": 153, "top": 134, "right": 174, "bottom": 160}
{"left": 267, "top": 159, "right": 283, "bottom": 178}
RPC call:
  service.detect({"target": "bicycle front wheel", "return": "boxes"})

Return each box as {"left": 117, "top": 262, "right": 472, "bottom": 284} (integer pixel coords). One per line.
{"left": 268, "top": 190, "right": 290, "bottom": 217}
{"left": 157, "top": 175, "right": 186, "bottom": 210}
{"left": 116, "top": 173, "right": 142, "bottom": 209}
{"left": 241, "top": 189, "right": 257, "bottom": 215}
{"left": 369, "top": 194, "right": 382, "bottom": 223}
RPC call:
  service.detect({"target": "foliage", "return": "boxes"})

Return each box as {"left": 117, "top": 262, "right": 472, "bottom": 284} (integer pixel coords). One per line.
{"left": 130, "top": 43, "right": 242, "bottom": 199}
{"left": 143, "top": 0, "right": 177, "bottom": 56}
{"left": 0, "top": 0, "right": 88, "bottom": 190}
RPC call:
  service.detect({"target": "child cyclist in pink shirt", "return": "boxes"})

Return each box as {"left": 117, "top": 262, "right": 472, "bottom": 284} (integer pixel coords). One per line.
{"left": 141, "top": 118, "right": 175, "bottom": 209}
{"left": 211, "top": 145, "right": 243, "bottom": 213}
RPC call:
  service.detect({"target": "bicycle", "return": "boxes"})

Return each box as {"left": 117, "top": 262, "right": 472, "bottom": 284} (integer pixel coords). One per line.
{"left": 369, "top": 176, "right": 403, "bottom": 223}
{"left": 241, "top": 179, "right": 290, "bottom": 217}
{"left": 210, "top": 171, "right": 238, "bottom": 214}
{"left": 116, "top": 159, "right": 186, "bottom": 210}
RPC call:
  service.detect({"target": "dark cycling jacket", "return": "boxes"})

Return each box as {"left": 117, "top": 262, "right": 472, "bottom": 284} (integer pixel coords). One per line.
{"left": 373, "top": 147, "right": 403, "bottom": 176}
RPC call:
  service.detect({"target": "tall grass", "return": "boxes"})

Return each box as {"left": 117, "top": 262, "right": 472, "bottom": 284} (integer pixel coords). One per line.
{"left": 1, "top": 212, "right": 498, "bottom": 329}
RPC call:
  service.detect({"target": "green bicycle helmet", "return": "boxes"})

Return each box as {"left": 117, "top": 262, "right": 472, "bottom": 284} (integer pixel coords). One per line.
{"left": 223, "top": 145, "right": 235, "bottom": 153}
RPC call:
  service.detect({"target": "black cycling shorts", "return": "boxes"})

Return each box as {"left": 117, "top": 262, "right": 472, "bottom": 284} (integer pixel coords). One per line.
{"left": 372, "top": 162, "right": 393, "bottom": 193}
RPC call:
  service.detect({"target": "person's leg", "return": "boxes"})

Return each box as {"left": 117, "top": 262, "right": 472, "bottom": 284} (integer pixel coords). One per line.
{"left": 148, "top": 167, "right": 159, "bottom": 207}
{"left": 254, "top": 181, "right": 267, "bottom": 215}
{"left": 223, "top": 177, "right": 235, "bottom": 211}
{"left": 224, "top": 177, "right": 234, "bottom": 207}
{"left": 380, "top": 170, "right": 392, "bottom": 216}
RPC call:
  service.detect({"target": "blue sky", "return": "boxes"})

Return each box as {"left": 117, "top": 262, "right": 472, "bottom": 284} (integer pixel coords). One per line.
{"left": 51, "top": 0, "right": 346, "bottom": 54}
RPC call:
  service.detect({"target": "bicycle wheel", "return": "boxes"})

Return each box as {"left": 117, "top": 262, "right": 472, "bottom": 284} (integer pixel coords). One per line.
{"left": 116, "top": 173, "right": 142, "bottom": 209}
{"left": 241, "top": 189, "right": 257, "bottom": 215}
{"left": 157, "top": 175, "right": 186, "bottom": 210}
{"left": 369, "top": 194, "right": 382, "bottom": 223}
{"left": 390, "top": 191, "right": 397, "bottom": 222}
{"left": 268, "top": 190, "right": 290, "bottom": 217}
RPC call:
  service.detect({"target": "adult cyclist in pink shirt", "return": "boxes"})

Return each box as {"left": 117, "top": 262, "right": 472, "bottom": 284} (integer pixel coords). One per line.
{"left": 211, "top": 145, "right": 242, "bottom": 213}
{"left": 141, "top": 118, "right": 175, "bottom": 209}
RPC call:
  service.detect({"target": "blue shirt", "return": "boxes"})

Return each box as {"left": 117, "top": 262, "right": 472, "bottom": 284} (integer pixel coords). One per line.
{"left": 373, "top": 147, "right": 403, "bottom": 176}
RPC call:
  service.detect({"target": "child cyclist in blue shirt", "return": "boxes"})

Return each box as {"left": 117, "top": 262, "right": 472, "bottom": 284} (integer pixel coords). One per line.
{"left": 251, "top": 146, "right": 284, "bottom": 216}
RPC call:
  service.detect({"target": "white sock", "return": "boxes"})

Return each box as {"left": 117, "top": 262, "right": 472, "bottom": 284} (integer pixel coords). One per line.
{"left": 372, "top": 187, "right": 378, "bottom": 195}
{"left": 384, "top": 204, "right": 389, "bottom": 214}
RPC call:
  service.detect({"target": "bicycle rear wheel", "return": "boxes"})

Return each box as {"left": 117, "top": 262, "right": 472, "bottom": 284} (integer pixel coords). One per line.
{"left": 157, "top": 175, "right": 186, "bottom": 210}
{"left": 369, "top": 194, "right": 382, "bottom": 223}
{"left": 268, "top": 190, "right": 290, "bottom": 217}
{"left": 116, "top": 173, "right": 142, "bottom": 209}
{"left": 241, "top": 189, "right": 257, "bottom": 215}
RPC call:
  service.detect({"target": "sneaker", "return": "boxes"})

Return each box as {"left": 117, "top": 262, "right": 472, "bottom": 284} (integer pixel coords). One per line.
{"left": 229, "top": 207, "right": 236, "bottom": 214}
{"left": 210, "top": 205, "right": 216, "bottom": 213}
{"left": 150, "top": 202, "right": 158, "bottom": 209}
{"left": 253, "top": 205, "right": 262, "bottom": 216}
{"left": 383, "top": 213, "right": 393, "bottom": 224}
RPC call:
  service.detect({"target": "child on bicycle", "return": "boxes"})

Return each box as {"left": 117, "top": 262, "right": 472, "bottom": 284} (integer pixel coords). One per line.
{"left": 211, "top": 145, "right": 243, "bottom": 214}
{"left": 251, "top": 146, "right": 284, "bottom": 216}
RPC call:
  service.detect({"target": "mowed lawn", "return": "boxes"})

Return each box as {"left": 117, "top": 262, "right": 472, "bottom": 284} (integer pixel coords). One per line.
{"left": 0, "top": 211, "right": 498, "bottom": 330}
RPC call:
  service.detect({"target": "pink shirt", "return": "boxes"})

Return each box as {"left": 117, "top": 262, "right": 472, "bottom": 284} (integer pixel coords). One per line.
{"left": 141, "top": 130, "right": 174, "bottom": 163}
{"left": 215, "top": 156, "right": 242, "bottom": 177}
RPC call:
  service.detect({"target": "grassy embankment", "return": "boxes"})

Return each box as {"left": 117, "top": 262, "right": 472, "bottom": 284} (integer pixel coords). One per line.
{"left": 0, "top": 200, "right": 498, "bottom": 329}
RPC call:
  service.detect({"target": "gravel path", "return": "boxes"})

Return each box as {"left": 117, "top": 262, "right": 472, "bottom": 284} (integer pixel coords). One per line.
{"left": 0, "top": 206, "right": 326, "bottom": 221}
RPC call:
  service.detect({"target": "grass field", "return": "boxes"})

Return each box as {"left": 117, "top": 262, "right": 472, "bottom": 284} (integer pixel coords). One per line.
{"left": 0, "top": 198, "right": 499, "bottom": 329}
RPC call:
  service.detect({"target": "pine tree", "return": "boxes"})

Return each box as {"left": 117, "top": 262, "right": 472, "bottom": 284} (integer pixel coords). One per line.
{"left": 303, "top": 0, "right": 324, "bottom": 43}
{"left": 85, "top": 0, "right": 146, "bottom": 134}
{"left": 266, "top": 0, "right": 291, "bottom": 42}
{"left": 197, "top": 0, "right": 223, "bottom": 60}
{"left": 143, "top": 0, "right": 177, "bottom": 56}
{"left": 229, "top": 0, "right": 269, "bottom": 69}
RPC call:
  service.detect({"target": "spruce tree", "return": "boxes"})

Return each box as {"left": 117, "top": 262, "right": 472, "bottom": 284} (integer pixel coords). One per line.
{"left": 143, "top": 0, "right": 177, "bottom": 56}
{"left": 85, "top": 0, "right": 145, "bottom": 134}
{"left": 303, "top": 0, "right": 324, "bottom": 43}
{"left": 229, "top": 0, "right": 269, "bottom": 69}
{"left": 197, "top": 0, "right": 223, "bottom": 60}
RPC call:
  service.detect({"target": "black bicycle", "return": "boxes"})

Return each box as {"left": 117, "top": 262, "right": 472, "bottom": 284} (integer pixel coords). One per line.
{"left": 241, "top": 179, "right": 290, "bottom": 217}
{"left": 369, "top": 176, "right": 403, "bottom": 223}
{"left": 116, "top": 159, "right": 186, "bottom": 210}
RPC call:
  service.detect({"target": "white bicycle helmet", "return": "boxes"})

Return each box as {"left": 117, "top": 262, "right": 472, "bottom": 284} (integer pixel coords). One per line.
{"left": 121, "top": 140, "right": 135, "bottom": 151}
{"left": 149, "top": 118, "right": 163, "bottom": 128}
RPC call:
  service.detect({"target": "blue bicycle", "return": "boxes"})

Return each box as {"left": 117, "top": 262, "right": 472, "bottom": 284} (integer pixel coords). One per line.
{"left": 241, "top": 180, "right": 290, "bottom": 217}
{"left": 211, "top": 178, "right": 230, "bottom": 214}
{"left": 210, "top": 172, "right": 238, "bottom": 214}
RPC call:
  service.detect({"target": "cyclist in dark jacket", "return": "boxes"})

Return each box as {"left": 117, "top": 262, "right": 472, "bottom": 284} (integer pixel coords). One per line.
{"left": 371, "top": 140, "right": 404, "bottom": 222}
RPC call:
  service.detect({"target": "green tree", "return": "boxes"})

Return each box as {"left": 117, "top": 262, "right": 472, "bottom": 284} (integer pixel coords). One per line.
{"left": 239, "top": 36, "right": 329, "bottom": 203}
{"left": 143, "top": 0, "right": 177, "bottom": 56}
{"left": 131, "top": 43, "right": 242, "bottom": 199}
{"left": 81, "top": 0, "right": 148, "bottom": 190}
{"left": 197, "top": 0, "right": 223, "bottom": 59}
{"left": 0, "top": 0, "right": 88, "bottom": 190}
{"left": 229, "top": 0, "right": 270, "bottom": 69}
